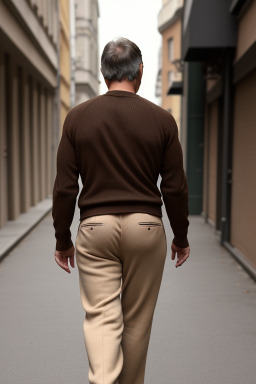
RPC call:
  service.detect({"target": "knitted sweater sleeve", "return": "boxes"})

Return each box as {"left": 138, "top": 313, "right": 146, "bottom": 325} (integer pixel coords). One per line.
{"left": 160, "top": 115, "right": 189, "bottom": 248}
{"left": 52, "top": 111, "right": 79, "bottom": 251}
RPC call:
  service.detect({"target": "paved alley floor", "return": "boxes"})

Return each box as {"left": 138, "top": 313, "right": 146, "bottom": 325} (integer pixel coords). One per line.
{"left": 0, "top": 210, "right": 256, "bottom": 384}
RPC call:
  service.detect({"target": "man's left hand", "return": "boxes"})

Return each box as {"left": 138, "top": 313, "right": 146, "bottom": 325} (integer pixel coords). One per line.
{"left": 55, "top": 246, "right": 75, "bottom": 274}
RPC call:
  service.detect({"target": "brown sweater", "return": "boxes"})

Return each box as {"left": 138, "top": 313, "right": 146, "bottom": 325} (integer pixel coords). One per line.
{"left": 52, "top": 90, "right": 189, "bottom": 251}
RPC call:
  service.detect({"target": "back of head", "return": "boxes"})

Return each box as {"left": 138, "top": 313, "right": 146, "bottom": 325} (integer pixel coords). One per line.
{"left": 101, "top": 37, "right": 143, "bottom": 82}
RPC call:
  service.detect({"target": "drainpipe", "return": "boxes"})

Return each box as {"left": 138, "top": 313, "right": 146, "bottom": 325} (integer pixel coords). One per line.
{"left": 220, "top": 48, "right": 234, "bottom": 245}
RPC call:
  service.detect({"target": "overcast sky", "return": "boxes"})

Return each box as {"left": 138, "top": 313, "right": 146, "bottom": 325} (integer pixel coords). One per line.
{"left": 98, "top": 0, "right": 162, "bottom": 104}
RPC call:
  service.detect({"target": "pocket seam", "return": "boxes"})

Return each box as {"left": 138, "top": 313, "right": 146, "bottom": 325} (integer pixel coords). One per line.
{"left": 80, "top": 223, "right": 104, "bottom": 228}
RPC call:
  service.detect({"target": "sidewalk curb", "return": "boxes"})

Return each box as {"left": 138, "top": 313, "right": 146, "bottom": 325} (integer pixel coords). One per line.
{"left": 201, "top": 213, "right": 256, "bottom": 282}
{"left": 224, "top": 241, "right": 256, "bottom": 282}
{"left": 0, "top": 199, "right": 52, "bottom": 262}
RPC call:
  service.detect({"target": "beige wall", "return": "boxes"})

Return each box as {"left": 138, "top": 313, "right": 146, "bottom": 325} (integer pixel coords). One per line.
{"left": 0, "top": 0, "right": 58, "bottom": 229}
{"left": 0, "top": 47, "right": 54, "bottom": 225}
{"left": 230, "top": 0, "right": 256, "bottom": 269}
{"left": 235, "top": 0, "right": 256, "bottom": 62}
{"left": 161, "top": 18, "right": 182, "bottom": 127}
{"left": 231, "top": 69, "right": 256, "bottom": 268}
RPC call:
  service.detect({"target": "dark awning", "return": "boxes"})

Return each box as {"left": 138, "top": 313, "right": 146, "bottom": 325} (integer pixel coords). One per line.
{"left": 167, "top": 81, "right": 183, "bottom": 95}
{"left": 230, "top": 0, "right": 247, "bottom": 14}
{"left": 182, "top": 0, "right": 237, "bottom": 61}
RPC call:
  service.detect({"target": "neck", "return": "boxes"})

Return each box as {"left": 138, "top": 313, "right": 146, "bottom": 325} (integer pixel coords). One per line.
{"left": 108, "top": 80, "right": 136, "bottom": 93}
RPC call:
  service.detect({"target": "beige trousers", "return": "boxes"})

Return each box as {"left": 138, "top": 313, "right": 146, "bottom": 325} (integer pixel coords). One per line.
{"left": 75, "top": 213, "right": 167, "bottom": 384}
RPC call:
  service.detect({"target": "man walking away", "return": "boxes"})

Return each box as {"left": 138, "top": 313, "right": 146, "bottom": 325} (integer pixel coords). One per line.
{"left": 53, "top": 37, "right": 190, "bottom": 384}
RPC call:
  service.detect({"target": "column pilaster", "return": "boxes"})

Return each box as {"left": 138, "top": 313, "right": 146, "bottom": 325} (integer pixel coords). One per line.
{"left": 8, "top": 57, "right": 20, "bottom": 219}
{"left": 20, "top": 69, "right": 31, "bottom": 212}
{"left": 31, "top": 78, "right": 40, "bottom": 205}
{"left": 40, "top": 87, "right": 46, "bottom": 199}
{"left": 46, "top": 91, "right": 53, "bottom": 197}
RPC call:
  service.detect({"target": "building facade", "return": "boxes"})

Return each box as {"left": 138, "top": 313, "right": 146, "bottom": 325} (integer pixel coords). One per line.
{"left": 0, "top": 0, "right": 61, "bottom": 230}
{"left": 157, "top": 0, "right": 205, "bottom": 215}
{"left": 0, "top": 0, "right": 100, "bottom": 242}
{"left": 182, "top": 0, "right": 256, "bottom": 277}
{"left": 75, "top": 0, "right": 99, "bottom": 105}
{"left": 157, "top": 0, "right": 183, "bottom": 128}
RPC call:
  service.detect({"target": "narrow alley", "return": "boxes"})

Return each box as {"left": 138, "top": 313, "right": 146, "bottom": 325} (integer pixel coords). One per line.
{"left": 1, "top": 1, "right": 256, "bottom": 383}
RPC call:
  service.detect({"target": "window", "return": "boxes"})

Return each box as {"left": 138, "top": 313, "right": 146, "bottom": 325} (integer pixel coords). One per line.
{"left": 168, "top": 70, "right": 173, "bottom": 86}
{"left": 168, "top": 38, "right": 173, "bottom": 62}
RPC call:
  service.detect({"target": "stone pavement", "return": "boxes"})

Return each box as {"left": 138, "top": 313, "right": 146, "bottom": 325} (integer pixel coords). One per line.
{"left": 0, "top": 208, "right": 256, "bottom": 384}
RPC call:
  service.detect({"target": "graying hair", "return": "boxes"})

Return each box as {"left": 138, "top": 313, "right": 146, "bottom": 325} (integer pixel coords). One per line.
{"left": 101, "top": 38, "right": 142, "bottom": 82}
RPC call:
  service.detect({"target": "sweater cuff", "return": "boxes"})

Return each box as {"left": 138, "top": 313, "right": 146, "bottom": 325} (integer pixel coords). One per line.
{"left": 55, "top": 231, "right": 73, "bottom": 251}
{"left": 172, "top": 236, "right": 189, "bottom": 248}
{"left": 56, "top": 239, "right": 73, "bottom": 252}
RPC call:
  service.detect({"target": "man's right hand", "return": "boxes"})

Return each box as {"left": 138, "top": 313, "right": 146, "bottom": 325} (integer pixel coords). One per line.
{"left": 171, "top": 242, "right": 190, "bottom": 268}
{"left": 55, "top": 246, "right": 75, "bottom": 274}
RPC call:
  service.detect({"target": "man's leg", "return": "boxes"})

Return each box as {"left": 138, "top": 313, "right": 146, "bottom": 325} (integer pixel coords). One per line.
{"left": 76, "top": 215, "right": 123, "bottom": 384}
{"left": 118, "top": 213, "right": 167, "bottom": 384}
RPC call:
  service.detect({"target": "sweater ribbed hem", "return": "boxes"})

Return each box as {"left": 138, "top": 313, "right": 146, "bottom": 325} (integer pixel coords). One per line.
{"left": 80, "top": 204, "right": 162, "bottom": 221}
